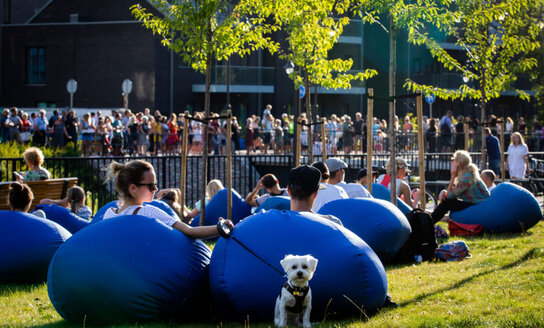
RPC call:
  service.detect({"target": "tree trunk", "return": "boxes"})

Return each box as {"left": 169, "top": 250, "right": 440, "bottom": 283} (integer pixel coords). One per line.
{"left": 389, "top": 18, "right": 397, "bottom": 205}
{"left": 200, "top": 57, "right": 212, "bottom": 226}
{"left": 480, "top": 73, "right": 487, "bottom": 170}
{"left": 305, "top": 69, "right": 313, "bottom": 163}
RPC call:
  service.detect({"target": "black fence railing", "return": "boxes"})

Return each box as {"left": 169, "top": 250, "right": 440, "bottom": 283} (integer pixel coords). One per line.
{"left": 2, "top": 152, "right": 544, "bottom": 213}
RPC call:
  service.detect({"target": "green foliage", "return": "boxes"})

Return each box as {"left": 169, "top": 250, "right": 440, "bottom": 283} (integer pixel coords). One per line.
{"left": 241, "top": 0, "right": 377, "bottom": 91}
{"left": 0, "top": 141, "right": 79, "bottom": 159}
{"left": 131, "top": 0, "right": 277, "bottom": 74}
{"left": 403, "top": 0, "right": 542, "bottom": 104}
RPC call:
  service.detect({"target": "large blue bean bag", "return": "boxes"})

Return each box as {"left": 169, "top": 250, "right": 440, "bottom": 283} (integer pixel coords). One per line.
{"left": 191, "top": 188, "right": 251, "bottom": 226}
{"left": 450, "top": 182, "right": 543, "bottom": 233}
{"left": 47, "top": 215, "right": 212, "bottom": 324}
{"left": 210, "top": 210, "right": 388, "bottom": 321}
{"left": 255, "top": 196, "right": 291, "bottom": 212}
{"left": 92, "top": 199, "right": 179, "bottom": 224}
{"left": 371, "top": 183, "right": 412, "bottom": 214}
{"left": 0, "top": 211, "right": 71, "bottom": 283}
{"left": 33, "top": 204, "right": 90, "bottom": 234}
{"left": 318, "top": 198, "right": 411, "bottom": 264}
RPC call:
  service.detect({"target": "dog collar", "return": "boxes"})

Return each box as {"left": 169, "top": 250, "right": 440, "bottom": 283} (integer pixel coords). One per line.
{"left": 283, "top": 281, "right": 309, "bottom": 313}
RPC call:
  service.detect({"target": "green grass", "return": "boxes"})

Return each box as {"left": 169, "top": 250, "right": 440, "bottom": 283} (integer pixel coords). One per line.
{"left": 2, "top": 222, "right": 544, "bottom": 328}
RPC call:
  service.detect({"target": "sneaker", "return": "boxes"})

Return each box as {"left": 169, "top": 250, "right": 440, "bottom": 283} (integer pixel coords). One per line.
{"left": 383, "top": 295, "right": 399, "bottom": 308}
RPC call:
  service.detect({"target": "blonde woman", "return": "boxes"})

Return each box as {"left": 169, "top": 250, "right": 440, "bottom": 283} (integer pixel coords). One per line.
{"left": 431, "top": 150, "right": 490, "bottom": 223}
{"left": 80, "top": 113, "right": 95, "bottom": 156}
{"left": 14, "top": 147, "right": 51, "bottom": 181}
{"left": 186, "top": 179, "right": 225, "bottom": 219}
{"left": 506, "top": 132, "right": 529, "bottom": 179}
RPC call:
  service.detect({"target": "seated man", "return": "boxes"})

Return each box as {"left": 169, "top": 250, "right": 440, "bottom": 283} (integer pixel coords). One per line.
{"left": 311, "top": 162, "right": 348, "bottom": 212}
{"left": 245, "top": 173, "right": 289, "bottom": 207}
{"left": 480, "top": 169, "right": 497, "bottom": 192}
{"left": 287, "top": 165, "right": 342, "bottom": 225}
{"left": 356, "top": 168, "right": 378, "bottom": 188}
{"left": 325, "top": 157, "right": 372, "bottom": 198}
{"left": 376, "top": 157, "right": 420, "bottom": 209}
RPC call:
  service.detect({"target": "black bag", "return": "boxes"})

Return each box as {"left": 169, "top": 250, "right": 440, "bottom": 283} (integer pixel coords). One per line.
{"left": 394, "top": 208, "right": 438, "bottom": 263}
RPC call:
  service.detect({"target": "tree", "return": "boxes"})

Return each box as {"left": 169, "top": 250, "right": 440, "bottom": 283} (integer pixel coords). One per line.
{"left": 131, "top": 0, "right": 276, "bottom": 223}
{"left": 354, "top": 0, "right": 454, "bottom": 202}
{"left": 242, "top": 0, "right": 377, "bottom": 162}
{"left": 405, "top": 0, "right": 542, "bottom": 163}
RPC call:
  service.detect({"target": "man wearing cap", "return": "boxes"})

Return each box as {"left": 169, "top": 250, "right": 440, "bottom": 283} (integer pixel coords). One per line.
{"left": 356, "top": 168, "right": 378, "bottom": 188}
{"left": 310, "top": 162, "right": 349, "bottom": 212}
{"left": 245, "top": 173, "right": 289, "bottom": 207}
{"left": 376, "top": 157, "right": 420, "bottom": 209}
{"left": 287, "top": 165, "right": 342, "bottom": 225}
{"left": 325, "top": 157, "right": 372, "bottom": 198}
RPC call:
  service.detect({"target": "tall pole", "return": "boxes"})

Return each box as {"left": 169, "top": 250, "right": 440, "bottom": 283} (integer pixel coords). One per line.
{"left": 500, "top": 119, "right": 505, "bottom": 182}
{"left": 305, "top": 72, "right": 313, "bottom": 164}
{"left": 367, "top": 88, "right": 374, "bottom": 194}
{"left": 296, "top": 116, "right": 302, "bottom": 167}
{"left": 226, "top": 59, "right": 231, "bottom": 109}
{"left": 389, "top": 18, "right": 398, "bottom": 206}
{"left": 464, "top": 122, "right": 470, "bottom": 151}
{"left": 227, "top": 110, "right": 232, "bottom": 221}
{"left": 200, "top": 57, "right": 212, "bottom": 226}
{"left": 416, "top": 92, "right": 426, "bottom": 210}
{"left": 321, "top": 118, "right": 326, "bottom": 162}
{"left": 180, "top": 111, "right": 190, "bottom": 214}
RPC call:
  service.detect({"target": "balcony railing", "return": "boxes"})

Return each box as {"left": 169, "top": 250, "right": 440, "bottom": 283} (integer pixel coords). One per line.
{"left": 192, "top": 66, "right": 275, "bottom": 86}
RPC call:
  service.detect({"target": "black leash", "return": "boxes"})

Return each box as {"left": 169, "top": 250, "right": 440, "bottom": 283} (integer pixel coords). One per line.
{"left": 217, "top": 221, "right": 287, "bottom": 278}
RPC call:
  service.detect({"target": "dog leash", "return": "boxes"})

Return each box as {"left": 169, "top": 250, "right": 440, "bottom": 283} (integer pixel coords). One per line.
{"left": 217, "top": 221, "right": 287, "bottom": 278}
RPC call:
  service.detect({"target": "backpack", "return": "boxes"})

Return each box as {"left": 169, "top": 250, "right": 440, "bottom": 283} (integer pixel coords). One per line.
{"left": 393, "top": 208, "right": 438, "bottom": 263}
{"left": 448, "top": 220, "right": 483, "bottom": 237}
{"left": 440, "top": 118, "right": 452, "bottom": 136}
{"left": 435, "top": 240, "right": 471, "bottom": 261}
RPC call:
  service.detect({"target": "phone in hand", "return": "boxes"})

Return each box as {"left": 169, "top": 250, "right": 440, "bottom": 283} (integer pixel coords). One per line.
{"left": 13, "top": 171, "right": 23, "bottom": 180}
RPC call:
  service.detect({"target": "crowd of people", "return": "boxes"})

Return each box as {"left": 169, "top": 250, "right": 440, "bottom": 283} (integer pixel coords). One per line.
{"left": 1, "top": 105, "right": 541, "bottom": 157}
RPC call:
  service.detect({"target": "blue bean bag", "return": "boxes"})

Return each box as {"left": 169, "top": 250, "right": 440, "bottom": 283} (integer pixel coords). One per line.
{"left": 47, "top": 215, "right": 212, "bottom": 323}
{"left": 450, "top": 182, "right": 543, "bottom": 233}
{"left": 92, "top": 199, "right": 180, "bottom": 224}
{"left": 191, "top": 188, "right": 251, "bottom": 226}
{"left": 318, "top": 198, "right": 411, "bottom": 264}
{"left": 371, "top": 183, "right": 412, "bottom": 214}
{"left": 33, "top": 204, "right": 90, "bottom": 234}
{"left": 0, "top": 211, "right": 71, "bottom": 283}
{"left": 255, "top": 196, "right": 291, "bottom": 212}
{"left": 210, "top": 210, "right": 388, "bottom": 321}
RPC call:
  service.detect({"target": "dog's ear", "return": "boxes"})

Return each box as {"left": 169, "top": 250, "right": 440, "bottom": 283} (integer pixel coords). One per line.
{"left": 280, "top": 255, "right": 293, "bottom": 272}
{"left": 306, "top": 256, "right": 318, "bottom": 273}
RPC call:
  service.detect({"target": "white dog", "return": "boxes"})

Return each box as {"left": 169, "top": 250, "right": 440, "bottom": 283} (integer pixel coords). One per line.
{"left": 274, "top": 254, "right": 318, "bottom": 328}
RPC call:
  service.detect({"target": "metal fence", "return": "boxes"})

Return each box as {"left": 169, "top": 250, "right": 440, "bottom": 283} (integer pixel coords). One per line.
{"left": 2, "top": 151, "right": 544, "bottom": 213}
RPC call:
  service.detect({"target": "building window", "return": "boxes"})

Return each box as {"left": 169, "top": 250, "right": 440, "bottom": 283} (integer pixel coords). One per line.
{"left": 2, "top": 0, "right": 10, "bottom": 24}
{"left": 26, "top": 48, "right": 46, "bottom": 84}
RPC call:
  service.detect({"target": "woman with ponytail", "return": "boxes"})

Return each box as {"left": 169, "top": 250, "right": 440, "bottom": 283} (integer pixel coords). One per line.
{"left": 40, "top": 186, "right": 92, "bottom": 220}
{"left": 431, "top": 150, "right": 490, "bottom": 223}
{"left": 102, "top": 160, "right": 233, "bottom": 239}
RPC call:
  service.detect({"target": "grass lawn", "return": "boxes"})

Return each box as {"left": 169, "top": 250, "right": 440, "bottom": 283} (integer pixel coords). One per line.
{"left": 2, "top": 222, "right": 544, "bottom": 328}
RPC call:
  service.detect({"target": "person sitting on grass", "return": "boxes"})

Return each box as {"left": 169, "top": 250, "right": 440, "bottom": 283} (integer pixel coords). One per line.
{"left": 14, "top": 147, "right": 51, "bottom": 182}
{"left": 8, "top": 182, "right": 46, "bottom": 218}
{"left": 480, "top": 169, "right": 497, "bottom": 192}
{"left": 40, "top": 186, "right": 92, "bottom": 220}
{"left": 245, "top": 173, "right": 289, "bottom": 207}
{"left": 431, "top": 150, "right": 490, "bottom": 223}
{"left": 376, "top": 157, "right": 420, "bottom": 209}
{"left": 103, "top": 160, "right": 233, "bottom": 239}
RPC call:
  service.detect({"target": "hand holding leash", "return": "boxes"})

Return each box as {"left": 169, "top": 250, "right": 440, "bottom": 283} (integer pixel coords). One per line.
{"left": 217, "top": 218, "right": 234, "bottom": 238}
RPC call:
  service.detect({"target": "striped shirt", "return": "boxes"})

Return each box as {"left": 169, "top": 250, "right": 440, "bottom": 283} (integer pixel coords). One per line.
{"left": 447, "top": 173, "right": 490, "bottom": 204}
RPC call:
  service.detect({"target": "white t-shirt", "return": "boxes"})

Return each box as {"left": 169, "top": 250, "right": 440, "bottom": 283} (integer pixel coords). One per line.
{"left": 312, "top": 183, "right": 348, "bottom": 212}
{"left": 103, "top": 204, "right": 178, "bottom": 227}
{"left": 336, "top": 181, "right": 372, "bottom": 198}
{"left": 256, "top": 189, "right": 289, "bottom": 206}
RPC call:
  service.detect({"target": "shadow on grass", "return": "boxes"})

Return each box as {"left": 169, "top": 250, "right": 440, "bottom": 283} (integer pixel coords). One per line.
{"left": 399, "top": 247, "right": 542, "bottom": 307}
{"left": 0, "top": 283, "right": 45, "bottom": 296}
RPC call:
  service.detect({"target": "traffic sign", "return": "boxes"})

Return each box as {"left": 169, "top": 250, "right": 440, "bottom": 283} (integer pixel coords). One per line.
{"left": 299, "top": 85, "right": 306, "bottom": 99}
{"left": 66, "top": 79, "right": 77, "bottom": 94}
{"left": 425, "top": 94, "right": 435, "bottom": 104}
{"left": 122, "top": 79, "right": 133, "bottom": 95}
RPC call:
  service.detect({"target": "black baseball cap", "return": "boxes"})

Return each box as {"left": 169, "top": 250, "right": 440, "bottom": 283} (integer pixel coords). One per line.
{"left": 288, "top": 165, "right": 325, "bottom": 193}
{"left": 356, "top": 168, "right": 378, "bottom": 181}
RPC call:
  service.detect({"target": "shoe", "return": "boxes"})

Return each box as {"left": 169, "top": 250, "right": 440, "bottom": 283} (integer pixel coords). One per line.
{"left": 383, "top": 295, "right": 399, "bottom": 308}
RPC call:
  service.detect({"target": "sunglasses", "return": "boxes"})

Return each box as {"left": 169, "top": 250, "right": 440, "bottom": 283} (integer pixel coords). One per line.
{"left": 134, "top": 182, "right": 157, "bottom": 192}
